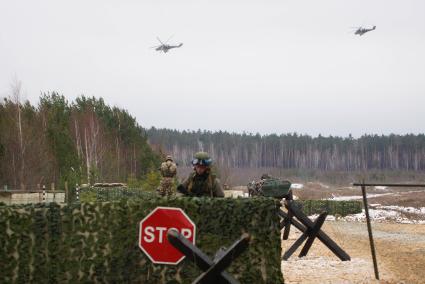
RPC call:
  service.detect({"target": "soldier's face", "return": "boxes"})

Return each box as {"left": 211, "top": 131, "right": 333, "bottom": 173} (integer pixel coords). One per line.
{"left": 195, "top": 165, "right": 207, "bottom": 175}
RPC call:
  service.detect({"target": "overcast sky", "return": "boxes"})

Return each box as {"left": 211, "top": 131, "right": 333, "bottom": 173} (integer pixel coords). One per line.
{"left": 1, "top": 0, "right": 424, "bottom": 137}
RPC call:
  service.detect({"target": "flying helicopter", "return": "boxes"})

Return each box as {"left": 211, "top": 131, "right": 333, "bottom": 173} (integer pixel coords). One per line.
{"left": 151, "top": 36, "right": 183, "bottom": 53}
{"left": 351, "top": 25, "right": 376, "bottom": 36}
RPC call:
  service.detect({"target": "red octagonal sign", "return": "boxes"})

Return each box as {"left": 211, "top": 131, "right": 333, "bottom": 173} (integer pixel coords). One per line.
{"left": 139, "top": 207, "right": 196, "bottom": 265}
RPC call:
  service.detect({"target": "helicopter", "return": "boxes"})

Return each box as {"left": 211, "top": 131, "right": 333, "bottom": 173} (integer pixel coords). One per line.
{"left": 151, "top": 36, "right": 183, "bottom": 53}
{"left": 351, "top": 25, "right": 376, "bottom": 36}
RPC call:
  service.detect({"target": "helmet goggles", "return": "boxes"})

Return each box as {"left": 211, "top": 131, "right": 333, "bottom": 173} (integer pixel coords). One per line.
{"left": 192, "top": 158, "right": 212, "bottom": 166}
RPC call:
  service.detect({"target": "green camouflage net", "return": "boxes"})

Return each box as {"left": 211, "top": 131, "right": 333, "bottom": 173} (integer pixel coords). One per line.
{"left": 78, "top": 187, "right": 153, "bottom": 202}
{"left": 295, "top": 200, "right": 362, "bottom": 216}
{"left": 0, "top": 197, "right": 284, "bottom": 283}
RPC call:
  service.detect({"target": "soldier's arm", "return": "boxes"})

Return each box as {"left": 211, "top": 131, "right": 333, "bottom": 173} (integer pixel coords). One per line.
{"left": 181, "top": 176, "right": 190, "bottom": 189}
{"left": 177, "top": 176, "right": 191, "bottom": 196}
{"left": 213, "top": 178, "right": 225, "bottom": 197}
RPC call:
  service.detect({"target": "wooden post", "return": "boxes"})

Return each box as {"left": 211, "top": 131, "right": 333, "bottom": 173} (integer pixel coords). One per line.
{"left": 42, "top": 185, "right": 46, "bottom": 202}
{"left": 64, "top": 182, "right": 68, "bottom": 204}
{"left": 361, "top": 184, "right": 379, "bottom": 280}
{"left": 282, "top": 190, "right": 293, "bottom": 240}
{"left": 51, "top": 182, "right": 55, "bottom": 200}
{"left": 352, "top": 182, "right": 425, "bottom": 280}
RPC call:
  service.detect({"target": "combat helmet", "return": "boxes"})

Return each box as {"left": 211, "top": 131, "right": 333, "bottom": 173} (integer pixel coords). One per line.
{"left": 192, "top": 151, "right": 212, "bottom": 166}
{"left": 261, "top": 173, "right": 271, "bottom": 180}
{"left": 165, "top": 155, "right": 173, "bottom": 162}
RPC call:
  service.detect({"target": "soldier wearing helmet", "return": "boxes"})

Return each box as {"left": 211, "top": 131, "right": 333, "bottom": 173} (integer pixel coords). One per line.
{"left": 177, "top": 152, "right": 224, "bottom": 197}
{"left": 260, "top": 173, "right": 272, "bottom": 180}
{"left": 157, "top": 155, "right": 177, "bottom": 197}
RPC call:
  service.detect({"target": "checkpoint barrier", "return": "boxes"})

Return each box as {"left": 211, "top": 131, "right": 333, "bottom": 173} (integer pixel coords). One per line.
{"left": 279, "top": 190, "right": 351, "bottom": 261}
{"left": 167, "top": 229, "right": 250, "bottom": 284}
{"left": 0, "top": 196, "right": 284, "bottom": 283}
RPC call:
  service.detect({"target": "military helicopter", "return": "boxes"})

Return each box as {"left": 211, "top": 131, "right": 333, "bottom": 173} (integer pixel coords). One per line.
{"left": 351, "top": 25, "right": 376, "bottom": 36}
{"left": 151, "top": 36, "right": 183, "bottom": 53}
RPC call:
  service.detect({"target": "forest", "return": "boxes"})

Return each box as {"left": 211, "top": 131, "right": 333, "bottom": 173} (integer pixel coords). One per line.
{"left": 147, "top": 128, "right": 425, "bottom": 171}
{"left": 2, "top": 89, "right": 425, "bottom": 190}
{"left": 0, "top": 87, "right": 160, "bottom": 190}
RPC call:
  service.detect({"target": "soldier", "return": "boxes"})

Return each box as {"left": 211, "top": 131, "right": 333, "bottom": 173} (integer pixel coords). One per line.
{"left": 260, "top": 173, "right": 272, "bottom": 180}
{"left": 248, "top": 173, "right": 272, "bottom": 196}
{"left": 177, "top": 152, "right": 224, "bottom": 197}
{"left": 157, "top": 155, "right": 177, "bottom": 197}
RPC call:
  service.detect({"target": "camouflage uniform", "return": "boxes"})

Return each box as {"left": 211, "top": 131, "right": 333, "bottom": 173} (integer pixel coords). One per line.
{"left": 178, "top": 152, "right": 224, "bottom": 197}
{"left": 248, "top": 174, "right": 272, "bottom": 196}
{"left": 181, "top": 171, "right": 224, "bottom": 197}
{"left": 157, "top": 156, "right": 177, "bottom": 197}
{"left": 248, "top": 180, "right": 264, "bottom": 196}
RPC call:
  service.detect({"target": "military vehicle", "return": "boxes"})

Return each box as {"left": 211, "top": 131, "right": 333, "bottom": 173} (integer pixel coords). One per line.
{"left": 247, "top": 176, "right": 291, "bottom": 199}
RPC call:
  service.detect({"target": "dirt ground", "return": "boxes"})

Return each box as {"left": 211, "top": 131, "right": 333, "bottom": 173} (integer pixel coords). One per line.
{"left": 227, "top": 181, "right": 425, "bottom": 283}
{"left": 281, "top": 219, "right": 425, "bottom": 283}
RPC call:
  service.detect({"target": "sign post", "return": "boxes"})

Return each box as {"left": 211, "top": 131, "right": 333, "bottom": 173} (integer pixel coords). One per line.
{"left": 139, "top": 206, "right": 196, "bottom": 265}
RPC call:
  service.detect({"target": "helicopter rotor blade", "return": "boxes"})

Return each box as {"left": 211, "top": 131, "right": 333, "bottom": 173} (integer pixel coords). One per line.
{"left": 165, "top": 35, "right": 174, "bottom": 44}
{"left": 156, "top": 37, "right": 164, "bottom": 45}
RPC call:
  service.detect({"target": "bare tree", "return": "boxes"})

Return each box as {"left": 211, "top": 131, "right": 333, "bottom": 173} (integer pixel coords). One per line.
{"left": 11, "top": 78, "right": 25, "bottom": 189}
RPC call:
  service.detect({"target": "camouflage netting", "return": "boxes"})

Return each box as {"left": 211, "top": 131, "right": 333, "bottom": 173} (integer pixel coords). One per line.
{"left": 77, "top": 188, "right": 362, "bottom": 218}
{"left": 78, "top": 187, "right": 153, "bottom": 202}
{"left": 0, "top": 197, "right": 284, "bottom": 283}
{"left": 295, "top": 200, "right": 362, "bottom": 216}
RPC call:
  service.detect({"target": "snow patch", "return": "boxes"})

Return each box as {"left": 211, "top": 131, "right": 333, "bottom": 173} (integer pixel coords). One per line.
{"left": 290, "top": 183, "right": 304, "bottom": 189}
{"left": 318, "top": 182, "right": 330, "bottom": 189}
{"left": 374, "top": 186, "right": 388, "bottom": 191}
{"left": 224, "top": 190, "right": 245, "bottom": 198}
{"left": 375, "top": 205, "right": 425, "bottom": 216}
{"left": 326, "top": 192, "right": 394, "bottom": 201}
{"left": 308, "top": 205, "right": 425, "bottom": 224}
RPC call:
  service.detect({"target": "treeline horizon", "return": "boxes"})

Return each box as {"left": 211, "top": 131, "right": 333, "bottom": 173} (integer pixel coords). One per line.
{"left": 2, "top": 91, "right": 425, "bottom": 190}
{"left": 147, "top": 127, "right": 424, "bottom": 140}
{"left": 147, "top": 128, "right": 425, "bottom": 171}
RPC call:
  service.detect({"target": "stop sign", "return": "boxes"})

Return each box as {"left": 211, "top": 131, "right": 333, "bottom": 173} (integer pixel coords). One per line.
{"left": 139, "top": 206, "right": 196, "bottom": 265}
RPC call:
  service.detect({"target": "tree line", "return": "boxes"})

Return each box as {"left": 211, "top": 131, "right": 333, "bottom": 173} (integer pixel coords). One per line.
{"left": 2, "top": 88, "right": 424, "bottom": 190}
{"left": 0, "top": 87, "right": 159, "bottom": 190}
{"left": 146, "top": 128, "right": 425, "bottom": 171}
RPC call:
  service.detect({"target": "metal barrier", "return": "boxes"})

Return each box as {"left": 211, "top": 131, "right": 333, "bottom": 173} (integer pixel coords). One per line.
{"left": 280, "top": 190, "right": 350, "bottom": 261}
{"left": 167, "top": 229, "right": 250, "bottom": 284}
